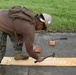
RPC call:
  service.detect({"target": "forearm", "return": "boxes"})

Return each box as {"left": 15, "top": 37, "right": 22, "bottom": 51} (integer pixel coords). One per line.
{"left": 25, "top": 43, "right": 43, "bottom": 62}
{"left": 27, "top": 49, "right": 39, "bottom": 60}
{"left": 23, "top": 34, "right": 39, "bottom": 60}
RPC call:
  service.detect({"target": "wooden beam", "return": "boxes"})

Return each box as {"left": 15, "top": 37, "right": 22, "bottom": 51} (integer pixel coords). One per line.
{"left": 1, "top": 57, "right": 76, "bottom": 66}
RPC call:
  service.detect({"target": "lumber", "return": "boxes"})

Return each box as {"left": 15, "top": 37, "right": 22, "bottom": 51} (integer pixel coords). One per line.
{"left": 1, "top": 57, "right": 76, "bottom": 66}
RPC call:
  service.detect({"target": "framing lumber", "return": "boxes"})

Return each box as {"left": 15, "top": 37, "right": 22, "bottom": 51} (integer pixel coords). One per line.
{"left": 1, "top": 57, "right": 76, "bottom": 66}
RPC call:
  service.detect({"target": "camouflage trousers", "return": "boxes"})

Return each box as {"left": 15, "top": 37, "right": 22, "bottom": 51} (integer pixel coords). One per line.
{"left": 0, "top": 30, "right": 23, "bottom": 63}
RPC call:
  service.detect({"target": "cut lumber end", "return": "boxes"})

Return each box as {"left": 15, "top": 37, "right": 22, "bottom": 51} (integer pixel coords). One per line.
{"left": 49, "top": 41, "right": 55, "bottom": 46}
{"left": 34, "top": 47, "right": 41, "bottom": 53}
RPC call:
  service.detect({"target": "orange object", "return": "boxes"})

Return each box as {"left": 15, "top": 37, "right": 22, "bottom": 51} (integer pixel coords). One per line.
{"left": 49, "top": 41, "right": 55, "bottom": 46}
{"left": 34, "top": 47, "right": 41, "bottom": 53}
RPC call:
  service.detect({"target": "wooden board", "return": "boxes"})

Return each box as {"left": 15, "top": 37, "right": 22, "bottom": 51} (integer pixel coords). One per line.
{"left": 1, "top": 57, "right": 76, "bottom": 66}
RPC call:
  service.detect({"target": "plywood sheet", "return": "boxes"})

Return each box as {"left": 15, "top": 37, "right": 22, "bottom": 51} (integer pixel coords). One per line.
{"left": 1, "top": 57, "right": 76, "bottom": 66}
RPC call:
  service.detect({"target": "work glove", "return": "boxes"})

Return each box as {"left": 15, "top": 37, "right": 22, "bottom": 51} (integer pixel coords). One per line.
{"left": 14, "top": 53, "right": 29, "bottom": 60}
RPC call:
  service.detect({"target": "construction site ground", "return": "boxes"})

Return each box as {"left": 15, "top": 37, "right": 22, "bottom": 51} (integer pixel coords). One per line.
{"left": 1, "top": 33, "right": 76, "bottom": 75}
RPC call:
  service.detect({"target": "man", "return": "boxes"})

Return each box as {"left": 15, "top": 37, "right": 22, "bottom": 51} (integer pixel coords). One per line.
{"left": 0, "top": 6, "right": 53, "bottom": 75}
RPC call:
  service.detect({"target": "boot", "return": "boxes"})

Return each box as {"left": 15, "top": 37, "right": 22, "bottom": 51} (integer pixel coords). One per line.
{"left": 0, "top": 68, "right": 6, "bottom": 75}
{"left": 14, "top": 53, "right": 29, "bottom": 60}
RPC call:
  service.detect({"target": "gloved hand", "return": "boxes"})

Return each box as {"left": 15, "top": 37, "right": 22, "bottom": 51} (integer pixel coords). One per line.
{"left": 14, "top": 53, "right": 29, "bottom": 60}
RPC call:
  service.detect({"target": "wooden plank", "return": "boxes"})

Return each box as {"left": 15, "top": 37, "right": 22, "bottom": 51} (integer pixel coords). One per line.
{"left": 1, "top": 57, "right": 76, "bottom": 66}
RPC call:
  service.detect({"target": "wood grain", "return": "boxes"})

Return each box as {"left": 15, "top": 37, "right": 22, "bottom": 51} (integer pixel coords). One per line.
{"left": 1, "top": 57, "right": 76, "bottom": 66}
